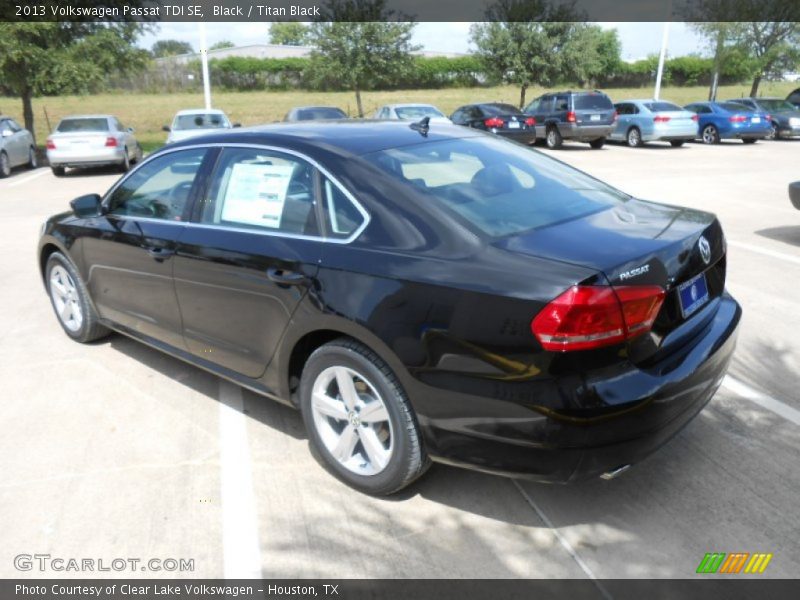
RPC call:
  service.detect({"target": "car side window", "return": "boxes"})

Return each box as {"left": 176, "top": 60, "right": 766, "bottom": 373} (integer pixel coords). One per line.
{"left": 200, "top": 147, "right": 319, "bottom": 237}
{"left": 700, "top": 105, "right": 712, "bottom": 114}
{"left": 615, "top": 104, "right": 629, "bottom": 115}
{"left": 321, "top": 176, "right": 365, "bottom": 239}
{"left": 106, "top": 148, "right": 207, "bottom": 221}
{"left": 555, "top": 96, "right": 569, "bottom": 112}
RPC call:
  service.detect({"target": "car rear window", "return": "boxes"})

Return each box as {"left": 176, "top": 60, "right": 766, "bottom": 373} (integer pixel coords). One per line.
{"left": 364, "top": 136, "right": 628, "bottom": 238}
{"left": 395, "top": 106, "right": 445, "bottom": 119}
{"left": 573, "top": 94, "right": 614, "bottom": 110}
{"left": 296, "top": 108, "right": 346, "bottom": 120}
{"left": 56, "top": 118, "right": 109, "bottom": 133}
{"left": 644, "top": 102, "right": 684, "bottom": 112}
{"left": 174, "top": 113, "right": 230, "bottom": 130}
{"left": 481, "top": 104, "right": 523, "bottom": 116}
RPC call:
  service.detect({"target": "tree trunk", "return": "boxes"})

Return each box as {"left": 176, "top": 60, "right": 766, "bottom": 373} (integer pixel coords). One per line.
{"left": 749, "top": 73, "right": 762, "bottom": 98}
{"left": 22, "top": 88, "right": 35, "bottom": 145}
{"left": 519, "top": 84, "right": 528, "bottom": 109}
{"left": 355, "top": 87, "right": 364, "bottom": 118}
{"left": 708, "top": 28, "right": 725, "bottom": 102}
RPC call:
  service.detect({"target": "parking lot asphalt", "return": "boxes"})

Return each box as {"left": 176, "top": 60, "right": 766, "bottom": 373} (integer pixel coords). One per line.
{"left": 1, "top": 138, "right": 798, "bottom": 583}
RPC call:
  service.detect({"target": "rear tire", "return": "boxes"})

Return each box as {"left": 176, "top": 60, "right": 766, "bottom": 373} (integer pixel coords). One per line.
{"left": 0, "top": 151, "right": 10, "bottom": 178}
{"left": 299, "top": 338, "right": 430, "bottom": 495}
{"left": 701, "top": 124, "right": 720, "bottom": 144}
{"left": 545, "top": 126, "right": 563, "bottom": 149}
{"left": 670, "top": 140, "right": 685, "bottom": 148}
{"left": 589, "top": 137, "right": 606, "bottom": 149}
{"left": 28, "top": 146, "right": 38, "bottom": 168}
{"left": 51, "top": 166, "right": 65, "bottom": 177}
{"left": 120, "top": 148, "right": 131, "bottom": 172}
{"left": 45, "top": 252, "right": 110, "bottom": 343}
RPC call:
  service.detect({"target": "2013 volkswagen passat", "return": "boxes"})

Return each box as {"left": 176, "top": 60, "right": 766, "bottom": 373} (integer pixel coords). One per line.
{"left": 38, "top": 121, "right": 741, "bottom": 495}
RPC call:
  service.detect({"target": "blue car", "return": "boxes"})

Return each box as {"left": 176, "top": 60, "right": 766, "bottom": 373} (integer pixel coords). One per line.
{"left": 683, "top": 101, "right": 772, "bottom": 144}
{"left": 610, "top": 99, "right": 699, "bottom": 147}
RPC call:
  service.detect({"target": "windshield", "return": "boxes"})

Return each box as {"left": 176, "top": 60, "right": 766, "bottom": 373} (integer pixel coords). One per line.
{"left": 573, "top": 94, "right": 614, "bottom": 110}
{"left": 57, "top": 118, "right": 109, "bottom": 133}
{"left": 394, "top": 106, "right": 445, "bottom": 119}
{"left": 757, "top": 99, "right": 795, "bottom": 111}
{"left": 644, "top": 102, "right": 684, "bottom": 112}
{"left": 296, "top": 108, "right": 346, "bottom": 120}
{"left": 174, "top": 113, "right": 230, "bottom": 130}
{"left": 364, "top": 136, "right": 628, "bottom": 238}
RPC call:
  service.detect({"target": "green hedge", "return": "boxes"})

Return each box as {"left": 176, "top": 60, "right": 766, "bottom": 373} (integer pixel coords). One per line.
{"left": 599, "top": 55, "right": 752, "bottom": 88}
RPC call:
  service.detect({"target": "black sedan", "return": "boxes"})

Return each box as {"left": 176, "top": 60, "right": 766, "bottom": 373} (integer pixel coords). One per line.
{"left": 450, "top": 102, "right": 537, "bottom": 144}
{"left": 38, "top": 121, "right": 740, "bottom": 495}
{"left": 726, "top": 97, "right": 800, "bottom": 139}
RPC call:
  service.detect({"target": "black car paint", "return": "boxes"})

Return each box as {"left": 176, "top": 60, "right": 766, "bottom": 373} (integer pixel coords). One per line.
{"left": 38, "top": 122, "right": 740, "bottom": 482}
{"left": 449, "top": 103, "right": 537, "bottom": 144}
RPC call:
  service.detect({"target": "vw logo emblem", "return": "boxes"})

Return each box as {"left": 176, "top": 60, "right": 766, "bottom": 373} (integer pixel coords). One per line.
{"left": 698, "top": 236, "right": 711, "bottom": 265}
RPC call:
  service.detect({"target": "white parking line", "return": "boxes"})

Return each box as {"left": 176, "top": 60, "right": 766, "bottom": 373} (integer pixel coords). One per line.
{"left": 512, "top": 480, "right": 613, "bottom": 600}
{"left": 722, "top": 375, "right": 800, "bottom": 426}
{"left": 5, "top": 168, "right": 49, "bottom": 188}
{"left": 219, "top": 380, "right": 263, "bottom": 578}
{"left": 727, "top": 240, "right": 800, "bottom": 267}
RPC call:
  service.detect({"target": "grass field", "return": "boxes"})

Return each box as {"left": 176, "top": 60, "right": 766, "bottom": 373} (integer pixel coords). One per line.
{"left": 2, "top": 81, "right": 797, "bottom": 152}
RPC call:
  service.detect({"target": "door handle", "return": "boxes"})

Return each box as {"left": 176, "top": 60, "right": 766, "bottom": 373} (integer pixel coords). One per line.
{"left": 267, "top": 267, "right": 307, "bottom": 286}
{"left": 145, "top": 246, "right": 175, "bottom": 261}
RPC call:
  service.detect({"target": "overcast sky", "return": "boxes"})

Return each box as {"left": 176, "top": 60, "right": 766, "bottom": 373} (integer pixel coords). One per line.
{"left": 140, "top": 22, "right": 708, "bottom": 61}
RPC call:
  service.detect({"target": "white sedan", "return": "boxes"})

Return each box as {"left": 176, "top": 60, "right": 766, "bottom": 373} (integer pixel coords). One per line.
{"left": 163, "top": 109, "right": 240, "bottom": 144}
{"left": 46, "top": 115, "right": 142, "bottom": 176}
{"left": 373, "top": 103, "right": 452, "bottom": 124}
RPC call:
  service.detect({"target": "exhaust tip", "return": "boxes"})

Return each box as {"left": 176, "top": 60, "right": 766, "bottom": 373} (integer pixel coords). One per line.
{"left": 600, "top": 464, "right": 631, "bottom": 481}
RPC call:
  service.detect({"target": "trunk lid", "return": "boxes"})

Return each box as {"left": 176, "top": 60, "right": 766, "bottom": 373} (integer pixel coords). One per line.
{"left": 51, "top": 131, "right": 110, "bottom": 151}
{"left": 494, "top": 199, "right": 727, "bottom": 359}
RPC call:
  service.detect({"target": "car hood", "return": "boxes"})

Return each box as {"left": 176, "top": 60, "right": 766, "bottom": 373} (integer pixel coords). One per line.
{"left": 493, "top": 198, "right": 723, "bottom": 288}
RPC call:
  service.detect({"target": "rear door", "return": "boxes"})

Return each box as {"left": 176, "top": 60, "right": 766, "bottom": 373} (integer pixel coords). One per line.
{"left": 612, "top": 103, "right": 634, "bottom": 138}
{"left": 82, "top": 147, "right": 213, "bottom": 349}
{"left": 173, "top": 146, "right": 328, "bottom": 378}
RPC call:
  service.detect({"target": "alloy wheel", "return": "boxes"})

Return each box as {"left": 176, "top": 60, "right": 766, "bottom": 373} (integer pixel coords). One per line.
{"left": 49, "top": 265, "right": 84, "bottom": 332}
{"left": 702, "top": 126, "right": 718, "bottom": 144}
{"left": 627, "top": 128, "right": 641, "bottom": 147}
{"left": 310, "top": 365, "right": 394, "bottom": 476}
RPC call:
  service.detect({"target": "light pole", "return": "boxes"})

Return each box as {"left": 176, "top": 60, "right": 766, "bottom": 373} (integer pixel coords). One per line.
{"left": 199, "top": 23, "right": 212, "bottom": 109}
{"left": 654, "top": 22, "right": 670, "bottom": 100}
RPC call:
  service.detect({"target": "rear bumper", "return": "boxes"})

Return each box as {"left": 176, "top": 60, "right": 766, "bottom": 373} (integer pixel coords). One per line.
{"left": 777, "top": 126, "right": 800, "bottom": 139}
{"left": 644, "top": 125, "right": 698, "bottom": 142}
{"left": 558, "top": 123, "right": 614, "bottom": 141}
{"left": 495, "top": 129, "right": 537, "bottom": 144}
{"left": 417, "top": 294, "right": 741, "bottom": 482}
{"left": 47, "top": 148, "right": 125, "bottom": 167}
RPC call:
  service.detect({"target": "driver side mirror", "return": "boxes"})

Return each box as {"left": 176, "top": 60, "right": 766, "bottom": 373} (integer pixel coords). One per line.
{"left": 162, "top": 125, "right": 171, "bottom": 132}
{"left": 70, "top": 193, "right": 104, "bottom": 218}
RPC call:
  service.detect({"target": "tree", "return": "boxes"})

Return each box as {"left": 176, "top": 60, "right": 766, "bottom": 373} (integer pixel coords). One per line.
{"left": 269, "top": 22, "right": 310, "bottom": 46}
{"left": 686, "top": 1, "right": 800, "bottom": 97}
{"left": 470, "top": 0, "right": 588, "bottom": 108}
{"left": 308, "top": 0, "right": 419, "bottom": 117}
{"left": 568, "top": 26, "right": 623, "bottom": 88}
{"left": 151, "top": 39, "right": 193, "bottom": 57}
{"left": 210, "top": 40, "right": 235, "bottom": 51}
{"left": 0, "top": 22, "right": 150, "bottom": 143}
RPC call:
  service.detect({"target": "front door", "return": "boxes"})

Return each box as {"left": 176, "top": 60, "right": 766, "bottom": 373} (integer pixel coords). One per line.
{"left": 82, "top": 147, "right": 212, "bottom": 349}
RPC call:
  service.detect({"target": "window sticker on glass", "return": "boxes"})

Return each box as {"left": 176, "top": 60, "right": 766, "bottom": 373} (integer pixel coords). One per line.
{"left": 221, "top": 163, "right": 293, "bottom": 228}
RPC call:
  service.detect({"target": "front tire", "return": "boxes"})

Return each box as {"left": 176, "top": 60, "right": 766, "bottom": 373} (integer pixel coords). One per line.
{"left": 300, "top": 338, "right": 430, "bottom": 495}
{"left": 702, "top": 124, "right": 720, "bottom": 144}
{"left": 545, "top": 126, "right": 563, "bottom": 149}
{"left": 0, "top": 151, "right": 10, "bottom": 178}
{"left": 46, "top": 252, "right": 110, "bottom": 343}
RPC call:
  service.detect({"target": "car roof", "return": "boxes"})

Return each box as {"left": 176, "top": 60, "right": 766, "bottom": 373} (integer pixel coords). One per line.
{"left": 175, "top": 108, "right": 226, "bottom": 116}
{"left": 165, "top": 120, "right": 480, "bottom": 156}
{"left": 384, "top": 103, "right": 439, "bottom": 109}
{"left": 58, "top": 114, "right": 114, "bottom": 119}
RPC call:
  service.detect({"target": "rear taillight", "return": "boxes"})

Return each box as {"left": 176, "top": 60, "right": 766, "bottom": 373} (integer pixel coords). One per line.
{"left": 531, "top": 285, "right": 666, "bottom": 352}
{"left": 46, "top": 138, "right": 56, "bottom": 150}
{"left": 691, "top": 115, "right": 699, "bottom": 122}
{"left": 566, "top": 111, "right": 577, "bottom": 123}
{"left": 525, "top": 117, "right": 536, "bottom": 126}
{"left": 653, "top": 115, "right": 671, "bottom": 123}
{"left": 105, "top": 136, "right": 118, "bottom": 147}
{"left": 484, "top": 117, "right": 504, "bottom": 129}
{"left": 729, "top": 115, "right": 747, "bottom": 123}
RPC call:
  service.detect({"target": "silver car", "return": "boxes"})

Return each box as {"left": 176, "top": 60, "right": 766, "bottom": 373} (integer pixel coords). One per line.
{"left": 373, "top": 103, "right": 452, "bottom": 124}
{"left": 610, "top": 100, "right": 699, "bottom": 147}
{"left": 0, "top": 116, "right": 37, "bottom": 178}
{"left": 46, "top": 115, "right": 142, "bottom": 176}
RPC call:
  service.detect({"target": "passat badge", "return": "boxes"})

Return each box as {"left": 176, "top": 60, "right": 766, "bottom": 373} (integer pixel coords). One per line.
{"left": 698, "top": 236, "right": 711, "bottom": 265}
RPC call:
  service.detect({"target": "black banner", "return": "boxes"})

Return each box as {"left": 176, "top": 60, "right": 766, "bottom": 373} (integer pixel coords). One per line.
{"left": 2, "top": 0, "right": 800, "bottom": 22}
{"left": 4, "top": 579, "right": 800, "bottom": 600}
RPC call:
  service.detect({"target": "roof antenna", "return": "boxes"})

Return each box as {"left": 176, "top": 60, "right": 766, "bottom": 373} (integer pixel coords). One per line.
{"left": 410, "top": 116, "right": 430, "bottom": 137}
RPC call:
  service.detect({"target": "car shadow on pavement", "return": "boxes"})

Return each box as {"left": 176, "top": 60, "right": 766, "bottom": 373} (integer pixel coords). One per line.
{"left": 755, "top": 225, "right": 800, "bottom": 248}
{"left": 60, "top": 165, "right": 126, "bottom": 178}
